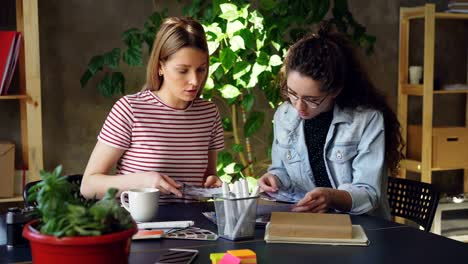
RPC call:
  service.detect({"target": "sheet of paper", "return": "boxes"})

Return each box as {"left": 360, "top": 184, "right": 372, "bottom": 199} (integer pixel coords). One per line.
{"left": 181, "top": 183, "right": 222, "bottom": 199}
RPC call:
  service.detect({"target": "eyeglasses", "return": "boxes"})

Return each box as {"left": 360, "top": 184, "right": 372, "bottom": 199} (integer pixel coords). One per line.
{"left": 287, "top": 89, "right": 329, "bottom": 109}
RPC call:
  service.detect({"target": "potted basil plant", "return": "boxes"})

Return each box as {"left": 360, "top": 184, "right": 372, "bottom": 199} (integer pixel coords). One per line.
{"left": 22, "top": 165, "right": 137, "bottom": 264}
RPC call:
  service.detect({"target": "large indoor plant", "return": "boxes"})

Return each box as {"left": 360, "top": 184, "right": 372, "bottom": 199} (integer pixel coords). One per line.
{"left": 22, "top": 166, "right": 137, "bottom": 264}
{"left": 80, "top": 0, "right": 375, "bottom": 181}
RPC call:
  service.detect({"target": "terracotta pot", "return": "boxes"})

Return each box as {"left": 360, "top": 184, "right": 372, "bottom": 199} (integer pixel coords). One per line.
{"left": 23, "top": 220, "right": 137, "bottom": 264}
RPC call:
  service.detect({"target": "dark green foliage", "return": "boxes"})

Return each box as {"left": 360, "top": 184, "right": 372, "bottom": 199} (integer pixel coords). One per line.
{"left": 28, "top": 165, "right": 133, "bottom": 237}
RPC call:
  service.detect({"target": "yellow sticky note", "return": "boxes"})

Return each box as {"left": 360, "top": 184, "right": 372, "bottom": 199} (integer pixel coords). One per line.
{"left": 210, "top": 253, "right": 225, "bottom": 264}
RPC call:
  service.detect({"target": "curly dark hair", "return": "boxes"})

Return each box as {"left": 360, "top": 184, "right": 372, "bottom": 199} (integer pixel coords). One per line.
{"left": 281, "top": 22, "right": 404, "bottom": 176}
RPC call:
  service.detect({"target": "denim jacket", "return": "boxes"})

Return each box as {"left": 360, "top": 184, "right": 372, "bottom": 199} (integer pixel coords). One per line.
{"left": 268, "top": 102, "right": 391, "bottom": 219}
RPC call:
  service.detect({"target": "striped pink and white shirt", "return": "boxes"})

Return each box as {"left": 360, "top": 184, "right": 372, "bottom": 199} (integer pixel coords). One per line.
{"left": 98, "top": 90, "right": 224, "bottom": 202}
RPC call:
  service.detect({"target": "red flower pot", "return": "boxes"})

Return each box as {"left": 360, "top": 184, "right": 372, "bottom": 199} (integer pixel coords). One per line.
{"left": 23, "top": 220, "right": 137, "bottom": 264}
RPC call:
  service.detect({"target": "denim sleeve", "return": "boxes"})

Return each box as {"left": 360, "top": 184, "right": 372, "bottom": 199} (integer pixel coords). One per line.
{"left": 337, "top": 111, "right": 385, "bottom": 215}
{"left": 267, "top": 109, "right": 291, "bottom": 189}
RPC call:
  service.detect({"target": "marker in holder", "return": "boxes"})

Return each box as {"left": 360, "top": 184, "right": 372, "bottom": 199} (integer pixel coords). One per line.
{"left": 213, "top": 186, "right": 259, "bottom": 241}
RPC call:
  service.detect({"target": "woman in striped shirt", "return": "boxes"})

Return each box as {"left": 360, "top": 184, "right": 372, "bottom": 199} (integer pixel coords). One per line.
{"left": 81, "top": 17, "right": 225, "bottom": 202}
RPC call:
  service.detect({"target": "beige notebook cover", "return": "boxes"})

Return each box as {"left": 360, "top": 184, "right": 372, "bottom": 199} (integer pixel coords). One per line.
{"left": 264, "top": 223, "right": 369, "bottom": 246}
{"left": 268, "top": 212, "right": 353, "bottom": 239}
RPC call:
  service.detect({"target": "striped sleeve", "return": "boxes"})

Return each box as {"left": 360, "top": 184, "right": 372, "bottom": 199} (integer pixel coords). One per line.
{"left": 98, "top": 97, "right": 134, "bottom": 150}
{"left": 208, "top": 105, "right": 225, "bottom": 150}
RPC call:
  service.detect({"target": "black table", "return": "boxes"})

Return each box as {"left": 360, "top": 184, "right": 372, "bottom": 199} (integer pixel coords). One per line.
{"left": 2, "top": 203, "right": 468, "bottom": 264}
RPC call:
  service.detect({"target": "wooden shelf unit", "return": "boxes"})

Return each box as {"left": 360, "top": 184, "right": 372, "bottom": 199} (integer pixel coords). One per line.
{"left": 397, "top": 4, "right": 468, "bottom": 193}
{"left": 0, "top": 0, "right": 43, "bottom": 203}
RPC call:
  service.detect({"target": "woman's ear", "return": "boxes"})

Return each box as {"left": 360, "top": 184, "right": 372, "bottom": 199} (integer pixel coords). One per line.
{"left": 159, "top": 62, "right": 165, "bottom": 76}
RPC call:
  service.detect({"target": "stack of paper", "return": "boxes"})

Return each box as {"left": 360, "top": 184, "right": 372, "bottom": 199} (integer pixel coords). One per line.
{"left": 446, "top": 0, "right": 468, "bottom": 13}
{"left": 210, "top": 249, "right": 257, "bottom": 264}
{"left": 225, "top": 249, "right": 257, "bottom": 264}
{"left": 264, "top": 212, "right": 369, "bottom": 246}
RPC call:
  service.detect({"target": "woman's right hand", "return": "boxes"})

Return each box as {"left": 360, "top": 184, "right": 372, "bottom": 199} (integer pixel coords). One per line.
{"left": 143, "top": 172, "right": 183, "bottom": 197}
{"left": 258, "top": 173, "right": 279, "bottom": 193}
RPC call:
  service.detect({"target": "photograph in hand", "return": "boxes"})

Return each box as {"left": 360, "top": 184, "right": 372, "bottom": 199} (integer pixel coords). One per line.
{"left": 260, "top": 189, "right": 306, "bottom": 204}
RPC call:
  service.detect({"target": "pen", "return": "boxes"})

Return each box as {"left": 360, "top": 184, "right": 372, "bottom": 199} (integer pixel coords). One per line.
{"left": 137, "top": 221, "right": 194, "bottom": 229}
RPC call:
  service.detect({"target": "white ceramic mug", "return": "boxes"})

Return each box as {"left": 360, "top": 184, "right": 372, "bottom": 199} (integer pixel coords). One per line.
{"left": 120, "top": 188, "right": 160, "bottom": 222}
{"left": 409, "top": 66, "right": 423, "bottom": 84}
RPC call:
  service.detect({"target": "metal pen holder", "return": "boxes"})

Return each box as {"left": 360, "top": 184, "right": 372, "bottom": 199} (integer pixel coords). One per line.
{"left": 213, "top": 193, "right": 258, "bottom": 241}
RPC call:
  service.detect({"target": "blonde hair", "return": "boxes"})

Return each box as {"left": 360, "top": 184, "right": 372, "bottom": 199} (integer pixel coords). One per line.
{"left": 144, "top": 17, "right": 209, "bottom": 95}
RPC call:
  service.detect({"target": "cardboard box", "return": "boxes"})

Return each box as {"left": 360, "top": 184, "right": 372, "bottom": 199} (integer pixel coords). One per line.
{"left": 0, "top": 142, "right": 15, "bottom": 197}
{"left": 407, "top": 125, "right": 468, "bottom": 169}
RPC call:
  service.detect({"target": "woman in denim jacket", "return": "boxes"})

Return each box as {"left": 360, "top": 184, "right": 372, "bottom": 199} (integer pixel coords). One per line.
{"left": 258, "top": 23, "right": 403, "bottom": 219}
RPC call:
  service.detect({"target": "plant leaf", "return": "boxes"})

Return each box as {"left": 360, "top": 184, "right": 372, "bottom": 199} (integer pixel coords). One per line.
{"left": 220, "top": 84, "right": 241, "bottom": 99}
{"left": 232, "top": 61, "right": 251, "bottom": 80}
{"left": 269, "top": 54, "right": 282, "bottom": 67}
{"left": 219, "top": 47, "right": 237, "bottom": 71}
{"left": 222, "top": 117, "right": 233, "bottom": 131}
{"left": 80, "top": 70, "right": 92, "bottom": 88}
{"left": 226, "top": 20, "right": 244, "bottom": 37}
{"left": 242, "top": 93, "right": 254, "bottom": 112}
{"left": 103, "top": 48, "right": 121, "bottom": 69}
{"left": 87, "top": 55, "right": 104, "bottom": 74}
{"left": 122, "top": 28, "right": 142, "bottom": 46}
{"left": 244, "top": 111, "right": 265, "bottom": 137}
{"left": 219, "top": 3, "right": 239, "bottom": 21}
{"left": 248, "top": 10, "right": 264, "bottom": 31}
{"left": 207, "top": 41, "right": 220, "bottom": 55}
{"left": 256, "top": 51, "right": 269, "bottom": 66}
{"left": 205, "top": 77, "right": 214, "bottom": 90}
{"left": 111, "top": 72, "right": 125, "bottom": 94}
{"left": 223, "top": 162, "right": 242, "bottom": 174}
{"left": 239, "top": 28, "right": 255, "bottom": 49}
{"left": 97, "top": 74, "right": 113, "bottom": 97}
{"left": 232, "top": 144, "right": 244, "bottom": 153}
{"left": 217, "top": 151, "right": 233, "bottom": 171}
{"left": 247, "top": 62, "right": 267, "bottom": 88}
{"left": 229, "top": 35, "right": 245, "bottom": 52}
{"left": 123, "top": 45, "right": 143, "bottom": 66}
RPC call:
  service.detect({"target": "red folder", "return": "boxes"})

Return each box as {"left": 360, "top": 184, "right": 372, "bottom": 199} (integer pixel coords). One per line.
{"left": 0, "top": 31, "right": 21, "bottom": 95}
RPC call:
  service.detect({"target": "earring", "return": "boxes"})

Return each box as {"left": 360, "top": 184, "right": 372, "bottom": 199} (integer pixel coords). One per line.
{"left": 158, "top": 71, "right": 163, "bottom": 76}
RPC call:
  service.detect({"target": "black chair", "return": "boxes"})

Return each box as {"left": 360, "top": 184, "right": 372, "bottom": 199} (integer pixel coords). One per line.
{"left": 387, "top": 176, "right": 439, "bottom": 232}
{"left": 23, "top": 174, "right": 84, "bottom": 207}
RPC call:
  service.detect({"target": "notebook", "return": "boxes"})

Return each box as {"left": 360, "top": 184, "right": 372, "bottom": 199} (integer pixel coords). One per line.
{"left": 264, "top": 212, "right": 369, "bottom": 246}
{"left": 264, "top": 223, "right": 369, "bottom": 246}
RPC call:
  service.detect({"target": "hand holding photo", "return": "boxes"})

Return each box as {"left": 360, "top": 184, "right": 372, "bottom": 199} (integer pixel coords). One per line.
{"left": 261, "top": 189, "right": 306, "bottom": 204}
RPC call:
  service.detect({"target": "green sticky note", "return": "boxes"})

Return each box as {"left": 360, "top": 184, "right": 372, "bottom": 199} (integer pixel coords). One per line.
{"left": 210, "top": 253, "right": 225, "bottom": 264}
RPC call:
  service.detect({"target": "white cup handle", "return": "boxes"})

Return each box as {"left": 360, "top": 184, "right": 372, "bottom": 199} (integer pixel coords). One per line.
{"left": 120, "top": 191, "right": 130, "bottom": 212}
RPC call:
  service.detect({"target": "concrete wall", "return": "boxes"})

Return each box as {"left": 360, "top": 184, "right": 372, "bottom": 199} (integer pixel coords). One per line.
{"left": 2, "top": 0, "right": 467, "bottom": 193}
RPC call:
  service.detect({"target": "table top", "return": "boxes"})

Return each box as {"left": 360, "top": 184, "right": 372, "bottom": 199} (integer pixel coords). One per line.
{"left": 2, "top": 202, "right": 468, "bottom": 264}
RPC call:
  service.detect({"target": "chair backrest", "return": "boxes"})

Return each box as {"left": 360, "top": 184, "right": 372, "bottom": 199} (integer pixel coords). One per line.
{"left": 387, "top": 176, "right": 439, "bottom": 231}
{"left": 23, "top": 174, "right": 84, "bottom": 207}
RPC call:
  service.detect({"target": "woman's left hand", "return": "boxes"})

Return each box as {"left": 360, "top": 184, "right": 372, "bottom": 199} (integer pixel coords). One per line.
{"left": 292, "top": 187, "right": 333, "bottom": 213}
{"left": 204, "top": 175, "right": 223, "bottom": 188}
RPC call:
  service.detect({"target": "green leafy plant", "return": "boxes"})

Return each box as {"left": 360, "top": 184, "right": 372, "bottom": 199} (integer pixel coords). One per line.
{"left": 28, "top": 165, "right": 133, "bottom": 237}
{"left": 80, "top": 0, "right": 375, "bottom": 181}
